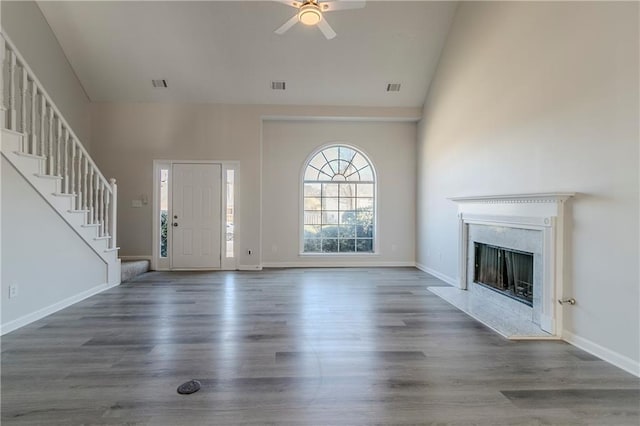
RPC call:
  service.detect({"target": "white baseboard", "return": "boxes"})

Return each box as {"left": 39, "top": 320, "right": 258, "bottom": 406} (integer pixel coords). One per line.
{"left": 262, "top": 261, "right": 416, "bottom": 268}
{"left": 1, "top": 281, "right": 119, "bottom": 335}
{"left": 562, "top": 330, "right": 640, "bottom": 377}
{"left": 119, "top": 255, "right": 152, "bottom": 262}
{"left": 238, "top": 265, "right": 263, "bottom": 271}
{"left": 415, "top": 263, "right": 458, "bottom": 286}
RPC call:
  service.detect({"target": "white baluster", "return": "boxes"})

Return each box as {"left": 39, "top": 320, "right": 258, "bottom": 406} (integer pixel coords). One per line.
{"left": 76, "top": 150, "right": 82, "bottom": 210}
{"left": 48, "top": 107, "right": 54, "bottom": 174}
{"left": 56, "top": 118, "right": 62, "bottom": 177}
{"left": 110, "top": 178, "right": 118, "bottom": 249}
{"left": 8, "top": 50, "right": 16, "bottom": 130}
{"left": 95, "top": 174, "right": 100, "bottom": 228}
{"left": 89, "top": 170, "right": 94, "bottom": 224}
{"left": 99, "top": 182, "right": 105, "bottom": 236}
{"left": 70, "top": 141, "right": 76, "bottom": 198}
{"left": 104, "top": 190, "right": 110, "bottom": 237}
{"left": 63, "top": 129, "right": 69, "bottom": 193}
{"left": 39, "top": 94, "right": 45, "bottom": 157}
{"left": 30, "top": 80, "right": 37, "bottom": 154}
{"left": 0, "top": 38, "right": 6, "bottom": 129}
{"left": 21, "top": 66, "right": 27, "bottom": 137}
{"left": 83, "top": 157, "right": 88, "bottom": 211}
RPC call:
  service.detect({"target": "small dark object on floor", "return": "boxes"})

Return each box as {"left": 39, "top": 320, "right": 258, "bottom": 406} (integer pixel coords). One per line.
{"left": 177, "top": 380, "right": 201, "bottom": 395}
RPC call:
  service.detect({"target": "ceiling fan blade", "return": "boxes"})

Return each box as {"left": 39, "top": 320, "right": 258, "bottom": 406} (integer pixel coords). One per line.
{"left": 322, "top": 0, "right": 366, "bottom": 12}
{"left": 275, "top": 14, "right": 299, "bottom": 35}
{"left": 317, "top": 18, "right": 337, "bottom": 40}
{"left": 274, "top": 0, "right": 302, "bottom": 9}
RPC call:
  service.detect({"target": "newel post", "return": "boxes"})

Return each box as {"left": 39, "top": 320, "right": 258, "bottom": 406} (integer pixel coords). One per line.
{"left": 109, "top": 178, "right": 118, "bottom": 249}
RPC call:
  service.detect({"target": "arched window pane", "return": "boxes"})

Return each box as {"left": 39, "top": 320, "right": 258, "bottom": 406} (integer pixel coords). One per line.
{"left": 351, "top": 154, "right": 369, "bottom": 170}
{"left": 358, "top": 166, "right": 373, "bottom": 181}
{"left": 323, "top": 147, "right": 339, "bottom": 162}
{"left": 346, "top": 172, "right": 361, "bottom": 181}
{"left": 303, "top": 145, "right": 376, "bottom": 254}
{"left": 304, "top": 167, "right": 318, "bottom": 181}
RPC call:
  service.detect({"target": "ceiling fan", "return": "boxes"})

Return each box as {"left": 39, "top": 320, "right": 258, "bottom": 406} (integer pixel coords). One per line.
{"left": 274, "top": 0, "right": 366, "bottom": 40}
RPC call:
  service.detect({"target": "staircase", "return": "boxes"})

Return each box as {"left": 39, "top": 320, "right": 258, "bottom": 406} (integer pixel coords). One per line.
{"left": 1, "top": 33, "right": 120, "bottom": 286}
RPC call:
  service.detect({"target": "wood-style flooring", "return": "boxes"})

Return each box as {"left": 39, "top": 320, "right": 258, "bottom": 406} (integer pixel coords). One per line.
{"left": 2, "top": 268, "right": 639, "bottom": 425}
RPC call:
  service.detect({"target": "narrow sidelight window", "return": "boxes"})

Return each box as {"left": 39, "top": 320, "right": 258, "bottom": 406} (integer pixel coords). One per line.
{"left": 226, "top": 169, "right": 235, "bottom": 258}
{"left": 159, "top": 168, "right": 169, "bottom": 258}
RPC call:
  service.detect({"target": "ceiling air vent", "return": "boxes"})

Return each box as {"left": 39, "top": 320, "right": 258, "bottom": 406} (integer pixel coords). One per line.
{"left": 386, "top": 83, "right": 401, "bottom": 92}
{"left": 271, "top": 81, "right": 286, "bottom": 90}
{"left": 152, "top": 79, "right": 168, "bottom": 88}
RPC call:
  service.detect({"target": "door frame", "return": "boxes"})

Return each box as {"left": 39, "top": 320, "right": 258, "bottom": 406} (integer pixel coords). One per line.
{"left": 152, "top": 160, "right": 239, "bottom": 271}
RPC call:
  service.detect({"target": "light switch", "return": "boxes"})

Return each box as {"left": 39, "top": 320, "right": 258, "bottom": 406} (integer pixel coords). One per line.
{"left": 131, "top": 199, "right": 143, "bottom": 208}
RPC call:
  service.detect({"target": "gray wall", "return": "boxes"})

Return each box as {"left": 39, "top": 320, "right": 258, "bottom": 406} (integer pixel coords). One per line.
{"left": 89, "top": 103, "right": 420, "bottom": 267}
{"left": 416, "top": 1, "right": 639, "bottom": 369}
{"left": 1, "top": 157, "right": 107, "bottom": 329}
{"left": 262, "top": 120, "right": 416, "bottom": 266}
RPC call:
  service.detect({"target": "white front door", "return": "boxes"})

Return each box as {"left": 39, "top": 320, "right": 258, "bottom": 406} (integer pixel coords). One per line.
{"left": 171, "top": 163, "right": 222, "bottom": 269}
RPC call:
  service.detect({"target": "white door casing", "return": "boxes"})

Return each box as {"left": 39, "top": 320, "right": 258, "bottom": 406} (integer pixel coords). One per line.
{"left": 171, "top": 163, "right": 222, "bottom": 269}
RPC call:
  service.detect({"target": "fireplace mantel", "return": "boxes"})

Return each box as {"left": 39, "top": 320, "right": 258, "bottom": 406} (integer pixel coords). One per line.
{"left": 449, "top": 193, "right": 575, "bottom": 204}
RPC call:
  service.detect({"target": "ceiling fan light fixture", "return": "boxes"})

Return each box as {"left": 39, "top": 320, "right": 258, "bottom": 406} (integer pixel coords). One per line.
{"left": 298, "top": 4, "right": 322, "bottom": 26}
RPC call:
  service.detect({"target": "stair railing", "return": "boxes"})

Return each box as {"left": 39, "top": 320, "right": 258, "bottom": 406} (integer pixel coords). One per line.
{"left": 0, "top": 33, "right": 117, "bottom": 250}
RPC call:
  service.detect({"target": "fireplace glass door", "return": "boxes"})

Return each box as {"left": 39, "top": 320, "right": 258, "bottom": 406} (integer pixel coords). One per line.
{"left": 473, "top": 243, "right": 534, "bottom": 306}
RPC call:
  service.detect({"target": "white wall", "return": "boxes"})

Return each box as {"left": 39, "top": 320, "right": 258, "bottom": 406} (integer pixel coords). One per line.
{"left": 90, "top": 103, "right": 420, "bottom": 268}
{"left": 1, "top": 157, "right": 107, "bottom": 330}
{"left": 262, "top": 120, "right": 416, "bottom": 266}
{"left": 417, "top": 2, "right": 639, "bottom": 371}
{"left": 1, "top": 0, "right": 92, "bottom": 147}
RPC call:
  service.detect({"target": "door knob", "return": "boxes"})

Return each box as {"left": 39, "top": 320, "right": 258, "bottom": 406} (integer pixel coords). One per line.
{"left": 173, "top": 222, "right": 179, "bottom": 227}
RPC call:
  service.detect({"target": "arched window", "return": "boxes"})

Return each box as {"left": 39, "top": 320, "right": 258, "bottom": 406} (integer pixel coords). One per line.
{"left": 302, "top": 145, "right": 375, "bottom": 253}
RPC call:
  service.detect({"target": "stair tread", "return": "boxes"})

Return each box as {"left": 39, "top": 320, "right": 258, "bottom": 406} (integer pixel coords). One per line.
{"left": 14, "top": 151, "right": 45, "bottom": 160}
{"left": 52, "top": 192, "right": 76, "bottom": 197}
{"left": 34, "top": 173, "right": 63, "bottom": 180}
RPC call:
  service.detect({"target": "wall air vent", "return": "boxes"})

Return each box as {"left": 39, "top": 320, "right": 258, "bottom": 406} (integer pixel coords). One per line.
{"left": 152, "top": 79, "right": 168, "bottom": 88}
{"left": 386, "top": 83, "right": 401, "bottom": 92}
{"left": 271, "top": 81, "right": 286, "bottom": 90}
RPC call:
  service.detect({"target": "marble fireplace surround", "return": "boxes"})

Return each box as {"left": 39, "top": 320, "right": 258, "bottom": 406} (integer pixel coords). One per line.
{"left": 449, "top": 193, "right": 574, "bottom": 337}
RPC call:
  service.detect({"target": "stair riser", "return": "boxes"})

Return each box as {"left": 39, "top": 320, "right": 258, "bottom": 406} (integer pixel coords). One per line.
{"left": 6, "top": 153, "right": 44, "bottom": 176}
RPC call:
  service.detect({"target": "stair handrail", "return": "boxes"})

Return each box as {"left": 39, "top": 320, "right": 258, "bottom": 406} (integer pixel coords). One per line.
{"left": 1, "top": 32, "right": 110, "bottom": 189}
{"left": 1, "top": 31, "right": 117, "bottom": 250}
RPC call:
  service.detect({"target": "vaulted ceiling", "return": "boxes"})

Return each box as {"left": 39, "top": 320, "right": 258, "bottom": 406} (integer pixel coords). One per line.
{"left": 38, "top": 1, "right": 457, "bottom": 107}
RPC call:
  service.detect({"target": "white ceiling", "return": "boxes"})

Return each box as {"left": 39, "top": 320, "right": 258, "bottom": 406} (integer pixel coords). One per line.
{"left": 38, "top": 1, "right": 457, "bottom": 107}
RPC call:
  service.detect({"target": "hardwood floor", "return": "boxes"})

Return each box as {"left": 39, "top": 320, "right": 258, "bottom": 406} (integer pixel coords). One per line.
{"left": 2, "top": 268, "right": 638, "bottom": 425}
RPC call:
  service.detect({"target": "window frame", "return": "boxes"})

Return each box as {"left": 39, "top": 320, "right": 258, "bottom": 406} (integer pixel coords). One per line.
{"left": 299, "top": 143, "right": 379, "bottom": 256}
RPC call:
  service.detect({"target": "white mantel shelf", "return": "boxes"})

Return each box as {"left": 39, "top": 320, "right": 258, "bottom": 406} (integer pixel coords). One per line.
{"left": 449, "top": 193, "right": 575, "bottom": 204}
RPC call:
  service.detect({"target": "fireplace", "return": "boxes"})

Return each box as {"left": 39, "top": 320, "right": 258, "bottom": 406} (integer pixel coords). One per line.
{"left": 448, "top": 193, "right": 574, "bottom": 337}
{"left": 474, "top": 242, "right": 534, "bottom": 306}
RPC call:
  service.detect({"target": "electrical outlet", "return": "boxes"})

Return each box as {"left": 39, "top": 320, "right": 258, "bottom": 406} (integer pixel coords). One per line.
{"left": 8, "top": 285, "right": 17, "bottom": 299}
{"left": 271, "top": 245, "right": 278, "bottom": 253}
{"left": 391, "top": 244, "right": 397, "bottom": 252}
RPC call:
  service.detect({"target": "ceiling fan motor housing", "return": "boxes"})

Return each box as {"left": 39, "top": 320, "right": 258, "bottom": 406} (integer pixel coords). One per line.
{"left": 298, "top": 3, "right": 322, "bottom": 26}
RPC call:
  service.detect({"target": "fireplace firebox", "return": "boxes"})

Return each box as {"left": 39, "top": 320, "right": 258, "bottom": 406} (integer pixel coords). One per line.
{"left": 473, "top": 242, "right": 534, "bottom": 306}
